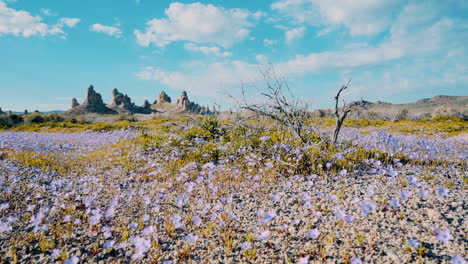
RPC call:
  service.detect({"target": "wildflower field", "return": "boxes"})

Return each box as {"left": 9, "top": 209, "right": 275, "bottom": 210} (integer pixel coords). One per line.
{"left": 0, "top": 117, "right": 466, "bottom": 263}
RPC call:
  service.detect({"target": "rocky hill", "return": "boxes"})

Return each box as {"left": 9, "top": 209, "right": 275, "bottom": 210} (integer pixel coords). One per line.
{"left": 150, "top": 91, "right": 214, "bottom": 115}
{"left": 65, "top": 85, "right": 117, "bottom": 115}
{"left": 311, "top": 95, "right": 467, "bottom": 120}
{"left": 107, "top": 88, "right": 152, "bottom": 114}
{"left": 64, "top": 85, "right": 215, "bottom": 116}
{"left": 362, "top": 95, "right": 467, "bottom": 119}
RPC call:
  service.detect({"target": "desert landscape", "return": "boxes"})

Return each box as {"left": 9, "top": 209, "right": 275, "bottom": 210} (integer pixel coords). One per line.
{"left": 0, "top": 83, "right": 466, "bottom": 263}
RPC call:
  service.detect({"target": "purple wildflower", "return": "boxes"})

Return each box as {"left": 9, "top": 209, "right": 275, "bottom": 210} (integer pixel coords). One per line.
{"left": 438, "top": 187, "right": 450, "bottom": 197}
{"left": 452, "top": 256, "right": 466, "bottom": 264}
{"left": 256, "top": 230, "right": 270, "bottom": 240}
{"left": 360, "top": 201, "right": 376, "bottom": 216}
{"left": 308, "top": 228, "right": 320, "bottom": 239}
{"left": 389, "top": 199, "right": 400, "bottom": 210}
{"left": 239, "top": 242, "right": 252, "bottom": 250}
{"left": 436, "top": 229, "right": 453, "bottom": 244}
{"left": 407, "top": 238, "right": 420, "bottom": 248}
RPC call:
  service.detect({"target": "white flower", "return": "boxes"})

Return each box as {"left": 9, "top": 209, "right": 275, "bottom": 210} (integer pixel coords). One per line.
{"left": 400, "top": 190, "right": 412, "bottom": 200}
{"left": 176, "top": 194, "right": 189, "bottom": 207}
{"left": 103, "top": 240, "right": 115, "bottom": 249}
{"left": 192, "top": 216, "right": 202, "bottom": 227}
{"left": 345, "top": 215, "right": 355, "bottom": 224}
{"left": 89, "top": 209, "right": 102, "bottom": 226}
{"left": 298, "top": 256, "right": 309, "bottom": 264}
{"left": 142, "top": 225, "right": 155, "bottom": 236}
{"left": 0, "top": 203, "right": 9, "bottom": 212}
{"left": 452, "top": 256, "right": 466, "bottom": 264}
{"left": 419, "top": 188, "right": 429, "bottom": 197}
{"left": 64, "top": 256, "right": 79, "bottom": 264}
{"left": 105, "top": 206, "right": 116, "bottom": 218}
{"left": 389, "top": 199, "right": 400, "bottom": 210}
{"left": 228, "top": 213, "right": 236, "bottom": 220}
{"left": 360, "top": 201, "right": 377, "bottom": 216}
{"left": 27, "top": 204, "right": 36, "bottom": 212}
{"left": 0, "top": 221, "right": 12, "bottom": 233}
{"left": 256, "top": 230, "right": 270, "bottom": 240}
{"left": 272, "top": 193, "right": 282, "bottom": 202}
{"left": 63, "top": 215, "right": 71, "bottom": 222}
{"left": 313, "top": 211, "right": 323, "bottom": 217}
{"left": 184, "top": 234, "right": 198, "bottom": 244}
{"left": 308, "top": 228, "right": 320, "bottom": 239}
{"left": 438, "top": 187, "right": 450, "bottom": 197}
{"left": 51, "top": 248, "right": 60, "bottom": 258}
{"left": 339, "top": 169, "right": 347, "bottom": 177}
{"left": 239, "top": 242, "right": 252, "bottom": 250}
{"left": 130, "top": 236, "right": 151, "bottom": 260}
{"left": 334, "top": 208, "right": 346, "bottom": 219}
{"left": 172, "top": 213, "right": 184, "bottom": 229}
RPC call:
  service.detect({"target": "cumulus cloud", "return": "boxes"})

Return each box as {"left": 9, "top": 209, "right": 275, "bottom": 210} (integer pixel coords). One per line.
{"left": 137, "top": 2, "right": 468, "bottom": 103}
{"left": 40, "top": 8, "right": 53, "bottom": 16}
{"left": 60, "top": 18, "right": 80, "bottom": 28}
{"left": 255, "top": 54, "right": 268, "bottom": 64}
{"left": 277, "top": 18, "right": 460, "bottom": 74}
{"left": 272, "top": 0, "right": 406, "bottom": 36}
{"left": 134, "top": 2, "right": 259, "bottom": 48}
{"left": 136, "top": 61, "right": 258, "bottom": 96}
{"left": 184, "top": 43, "right": 232, "bottom": 57}
{"left": 0, "top": 1, "right": 79, "bottom": 37}
{"left": 90, "top": 24, "right": 122, "bottom": 38}
{"left": 263, "top": 38, "right": 277, "bottom": 46}
{"left": 285, "top": 27, "right": 305, "bottom": 43}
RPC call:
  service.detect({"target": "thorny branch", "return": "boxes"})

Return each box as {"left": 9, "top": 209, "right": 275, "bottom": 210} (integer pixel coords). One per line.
{"left": 226, "top": 65, "right": 310, "bottom": 143}
{"left": 332, "top": 79, "right": 367, "bottom": 144}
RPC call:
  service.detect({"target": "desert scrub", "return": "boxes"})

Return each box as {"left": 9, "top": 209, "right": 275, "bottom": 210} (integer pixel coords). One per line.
{"left": 0, "top": 117, "right": 466, "bottom": 263}
{"left": 11, "top": 121, "right": 136, "bottom": 133}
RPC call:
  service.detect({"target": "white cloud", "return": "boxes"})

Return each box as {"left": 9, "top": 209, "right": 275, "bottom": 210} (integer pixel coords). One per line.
{"left": 256, "top": 54, "right": 268, "bottom": 64}
{"left": 137, "top": 2, "right": 468, "bottom": 103}
{"left": 134, "top": 2, "right": 258, "bottom": 48}
{"left": 184, "top": 43, "right": 231, "bottom": 57}
{"left": 285, "top": 27, "right": 305, "bottom": 43}
{"left": 60, "top": 18, "right": 80, "bottom": 28}
{"left": 0, "top": 1, "right": 79, "bottom": 37}
{"left": 272, "top": 0, "right": 406, "bottom": 36}
{"left": 90, "top": 23, "right": 122, "bottom": 38}
{"left": 277, "top": 18, "right": 459, "bottom": 75}
{"left": 263, "top": 38, "right": 277, "bottom": 46}
{"left": 40, "top": 8, "right": 53, "bottom": 16}
{"left": 252, "top": 11, "right": 267, "bottom": 20}
{"left": 136, "top": 61, "right": 258, "bottom": 96}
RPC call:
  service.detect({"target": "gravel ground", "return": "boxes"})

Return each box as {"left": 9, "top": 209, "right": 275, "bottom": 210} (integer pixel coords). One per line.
{"left": 0, "top": 130, "right": 466, "bottom": 263}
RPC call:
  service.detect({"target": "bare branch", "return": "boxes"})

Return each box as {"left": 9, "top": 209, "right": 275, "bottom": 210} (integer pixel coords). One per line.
{"left": 227, "top": 64, "right": 310, "bottom": 143}
{"left": 332, "top": 79, "right": 366, "bottom": 144}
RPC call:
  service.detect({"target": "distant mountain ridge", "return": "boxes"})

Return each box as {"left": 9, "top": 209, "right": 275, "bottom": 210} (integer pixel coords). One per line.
{"left": 363, "top": 95, "right": 466, "bottom": 108}
{"left": 354, "top": 95, "right": 468, "bottom": 119}
{"left": 1, "top": 95, "right": 466, "bottom": 117}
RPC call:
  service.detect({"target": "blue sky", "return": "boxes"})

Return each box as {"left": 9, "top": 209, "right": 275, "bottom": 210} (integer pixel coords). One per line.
{"left": 0, "top": 0, "right": 467, "bottom": 111}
